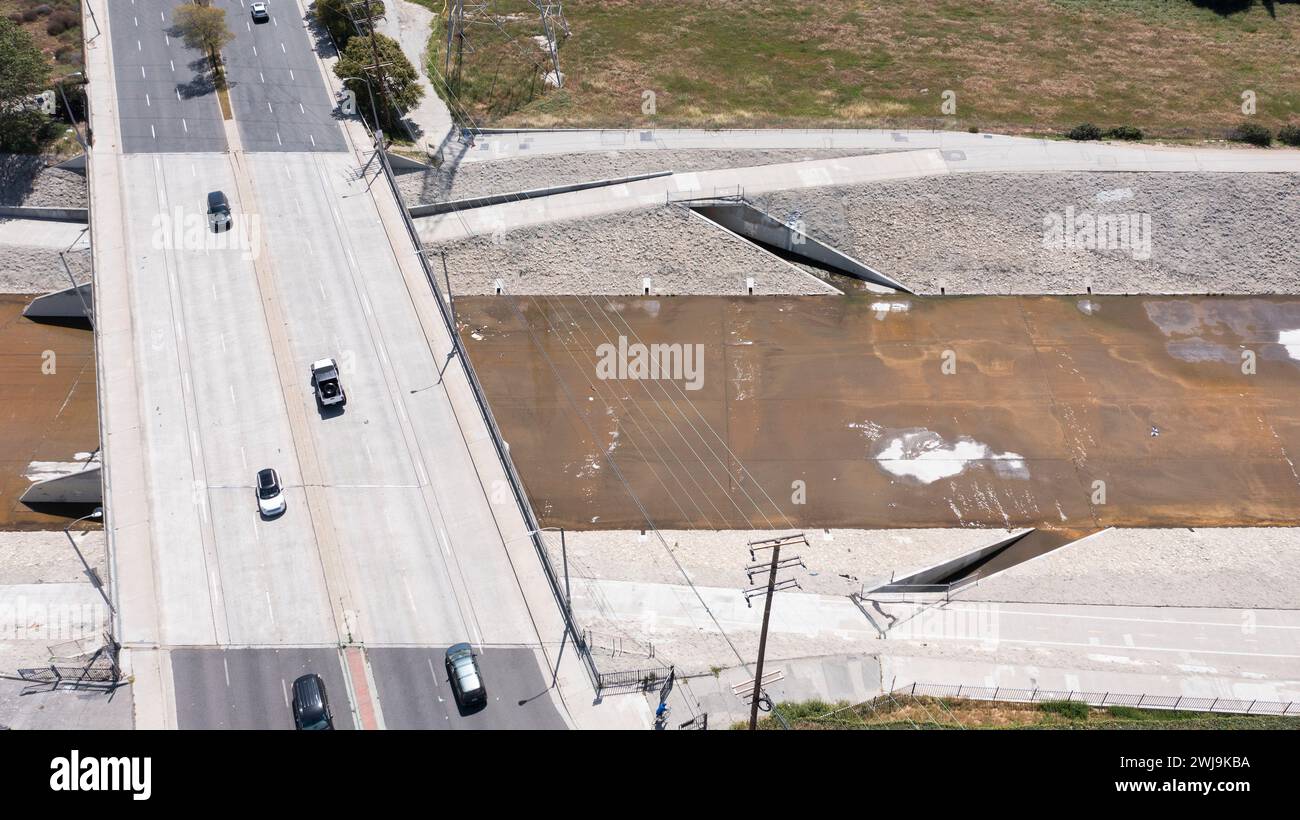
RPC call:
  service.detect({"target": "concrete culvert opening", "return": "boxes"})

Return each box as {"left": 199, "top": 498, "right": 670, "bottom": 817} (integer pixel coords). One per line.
{"left": 691, "top": 201, "right": 911, "bottom": 293}
{"left": 873, "top": 529, "right": 1089, "bottom": 593}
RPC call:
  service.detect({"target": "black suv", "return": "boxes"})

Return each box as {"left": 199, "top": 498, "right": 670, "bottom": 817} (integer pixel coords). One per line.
{"left": 207, "top": 190, "right": 232, "bottom": 232}
{"left": 291, "top": 674, "right": 334, "bottom": 730}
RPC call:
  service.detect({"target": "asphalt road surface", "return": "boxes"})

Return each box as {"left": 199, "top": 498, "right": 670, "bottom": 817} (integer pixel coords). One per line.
{"left": 213, "top": 0, "right": 347, "bottom": 152}
{"left": 368, "top": 647, "right": 567, "bottom": 729}
{"left": 172, "top": 647, "right": 355, "bottom": 730}
{"left": 108, "top": 0, "right": 228, "bottom": 153}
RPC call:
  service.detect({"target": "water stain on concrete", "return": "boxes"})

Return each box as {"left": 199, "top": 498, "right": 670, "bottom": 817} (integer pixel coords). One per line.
{"left": 458, "top": 293, "right": 1300, "bottom": 531}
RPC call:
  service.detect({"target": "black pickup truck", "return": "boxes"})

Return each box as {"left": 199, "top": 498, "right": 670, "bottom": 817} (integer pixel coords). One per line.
{"left": 311, "top": 358, "right": 346, "bottom": 407}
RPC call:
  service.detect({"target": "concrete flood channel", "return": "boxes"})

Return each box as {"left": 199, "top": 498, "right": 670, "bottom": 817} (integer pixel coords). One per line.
{"left": 0, "top": 295, "right": 98, "bottom": 528}
{"left": 456, "top": 293, "right": 1300, "bottom": 536}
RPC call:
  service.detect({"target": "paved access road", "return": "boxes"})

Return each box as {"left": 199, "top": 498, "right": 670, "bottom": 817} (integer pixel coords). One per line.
{"left": 107, "top": 0, "right": 227, "bottom": 153}
{"left": 172, "top": 647, "right": 355, "bottom": 729}
{"left": 212, "top": 0, "right": 347, "bottom": 152}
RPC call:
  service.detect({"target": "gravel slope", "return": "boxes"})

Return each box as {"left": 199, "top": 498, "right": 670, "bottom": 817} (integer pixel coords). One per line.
{"left": 754, "top": 172, "right": 1300, "bottom": 295}
{"left": 426, "top": 204, "right": 838, "bottom": 295}
{"left": 0, "top": 154, "right": 87, "bottom": 208}
{"left": 0, "top": 245, "right": 90, "bottom": 293}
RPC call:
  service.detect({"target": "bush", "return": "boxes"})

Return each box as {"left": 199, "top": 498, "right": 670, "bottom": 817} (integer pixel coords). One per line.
{"left": 1105, "top": 125, "right": 1143, "bottom": 141}
{"left": 1278, "top": 124, "right": 1300, "bottom": 148}
{"left": 1230, "top": 122, "right": 1272, "bottom": 147}
{"left": 1065, "top": 122, "right": 1102, "bottom": 141}
{"left": 1039, "top": 699, "right": 1090, "bottom": 720}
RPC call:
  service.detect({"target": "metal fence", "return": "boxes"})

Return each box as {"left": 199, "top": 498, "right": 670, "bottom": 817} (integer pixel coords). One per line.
{"left": 595, "top": 666, "right": 673, "bottom": 696}
{"left": 898, "top": 682, "right": 1300, "bottom": 716}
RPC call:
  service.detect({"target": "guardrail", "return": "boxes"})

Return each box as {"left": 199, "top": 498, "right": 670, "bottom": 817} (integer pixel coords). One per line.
{"left": 373, "top": 139, "right": 602, "bottom": 691}
{"left": 897, "top": 682, "right": 1300, "bottom": 716}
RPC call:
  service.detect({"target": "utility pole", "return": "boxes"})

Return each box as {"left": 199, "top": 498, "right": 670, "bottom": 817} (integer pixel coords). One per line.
{"left": 340, "top": 0, "right": 393, "bottom": 127}
{"left": 743, "top": 533, "right": 807, "bottom": 730}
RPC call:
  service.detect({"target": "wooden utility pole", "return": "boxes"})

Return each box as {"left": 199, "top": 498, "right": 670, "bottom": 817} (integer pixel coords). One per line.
{"left": 743, "top": 533, "right": 808, "bottom": 731}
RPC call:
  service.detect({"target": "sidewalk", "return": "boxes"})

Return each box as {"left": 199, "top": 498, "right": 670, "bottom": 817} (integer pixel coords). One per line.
{"left": 375, "top": 0, "right": 454, "bottom": 151}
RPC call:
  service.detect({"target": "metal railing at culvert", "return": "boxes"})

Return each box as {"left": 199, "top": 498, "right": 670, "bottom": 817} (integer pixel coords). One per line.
{"left": 595, "top": 666, "right": 673, "bottom": 696}
{"left": 898, "top": 682, "right": 1300, "bottom": 717}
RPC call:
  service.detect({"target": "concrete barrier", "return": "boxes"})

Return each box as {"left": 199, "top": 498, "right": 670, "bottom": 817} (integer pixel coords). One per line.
{"left": 23, "top": 282, "right": 93, "bottom": 321}
{"left": 410, "top": 170, "right": 673, "bottom": 218}
{"left": 693, "top": 201, "right": 912, "bottom": 293}
{"left": 20, "top": 466, "right": 102, "bottom": 505}
{"left": 384, "top": 151, "right": 434, "bottom": 172}
{"left": 53, "top": 154, "right": 88, "bottom": 174}
{"left": 0, "top": 206, "right": 89, "bottom": 223}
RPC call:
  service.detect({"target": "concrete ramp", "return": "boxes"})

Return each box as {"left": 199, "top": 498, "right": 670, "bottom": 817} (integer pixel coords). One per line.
{"left": 694, "top": 201, "right": 911, "bottom": 293}
{"left": 23, "top": 282, "right": 93, "bottom": 322}
{"left": 21, "top": 465, "right": 102, "bottom": 506}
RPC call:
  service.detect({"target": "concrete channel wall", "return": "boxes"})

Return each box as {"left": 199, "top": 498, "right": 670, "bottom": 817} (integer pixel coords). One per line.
{"left": 0, "top": 206, "right": 89, "bottom": 222}
{"left": 410, "top": 171, "right": 673, "bottom": 218}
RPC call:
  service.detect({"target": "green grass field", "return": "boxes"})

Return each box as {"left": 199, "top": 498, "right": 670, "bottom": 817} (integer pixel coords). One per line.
{"left": 426, "top": 0, "right": 1299, "bottom": 140}
{"left": 742, "top": 695, "right": 1300, "bottom": 729}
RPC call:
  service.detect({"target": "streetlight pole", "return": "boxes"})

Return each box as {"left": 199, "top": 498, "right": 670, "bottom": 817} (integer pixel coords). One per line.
{"left": 64, "top": 507, "right": 113, "bottom": 614}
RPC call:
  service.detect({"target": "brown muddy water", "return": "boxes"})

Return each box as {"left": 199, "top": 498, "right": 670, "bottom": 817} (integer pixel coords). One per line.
{"left": 0, "top": 295, "right": 98, "bottom": 529}
{"left": 457, "top": 293, "right": 1300, "bottom": 532}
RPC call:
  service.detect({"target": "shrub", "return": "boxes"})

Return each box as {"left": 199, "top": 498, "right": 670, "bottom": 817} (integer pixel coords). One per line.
{"left": 1230, "top": 122, "right": 1272, "bottom": 147}
{"left": 1278, "top": 124, "right": 1300, "bottom": 148}
{"left": 1039, "top": 699, "right": 1090, "bottom": 720}
{"left": 1106, "top": 125, "right": 1143, "bottom": 141}
{"left": 1065, "top": 122, "right": 1102, "bottom": 141}
{"left": 968, "top": 125, "right": 979, "bottom": 133}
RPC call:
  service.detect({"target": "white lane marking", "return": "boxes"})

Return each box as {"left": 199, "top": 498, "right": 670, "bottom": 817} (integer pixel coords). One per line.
{"left": 145, "top": 93, "right": 150, "bottom": 106}
{"left": 246, "top": 21, "right": 251, "bottom": 31}
{"left": 190, "top": 163, "right": 195, "bottom": 177}
{"left": 260, "top": 71, "right": 265, "bottom": 83}
{"left": 273, "top": 17, "right": 278, "bottom": 27}
{"left": 402, "top": 577, "right": 417, "bottom": 615}
{"left": 253, "top": 45, "right": 257, "bottom": 57}
{"left": 141, "top": 66, "right": 147, "bottom": 78}
{"left": 150, "top": 124, "right": 156, "bottom": 139}
{"left": 134, "top": 17, "right": 138, "bottom": 27}
{"left": 223, "top": 657, "right": 230, "bottom": 687}
{"left": 298, "top": 102, "right": 304, "bottom": 114}
{"left": 318, "top": 281, "right": 326, "bottom": 300}
{"left": 281, "top": 679, "right": 289, "bottom": 709}
{"left": 137, "top": 40, "right": 141, "bottom": 51}
{"left": 266, "top": 592, "right": 275, "bottom": 626}
{"left": 428, "top": 658, "right": 441, "bottom": 691}
{"left": 170, "top": 59, "right": 175, "bottom": 72}
{"left": 175, "top": 88, "right": 181, "bottom": 102}
{"left": 165, "top": 34, "right": 169, "bottom": 46}
{"left": 359, "top": 292, "right": 372, "bottom": 317}
{"left": 280, "top": 42, "right": 286, "bottom": 53}
{"left": 160, "top": 12, "right": 164, "bottom": 23}
{"left": 309, "top": 134, "right": 316, "bottom": 147}
{"left": 229, "top": 384, "right": 237, "bottom": 407}
{"left": 267, "top": 101, "right": 273, "bottom": 113}
{"left": 415, "top": 461, "right": 427, "bottom": 486}
{"left": 289, "top": 69, "right": 294, "bottom": 81}
{"left": 276, "top": 132, "right": 282, "bottom": 146}
{"left": 182, "top": 118, "right": 188, "bottom": 133}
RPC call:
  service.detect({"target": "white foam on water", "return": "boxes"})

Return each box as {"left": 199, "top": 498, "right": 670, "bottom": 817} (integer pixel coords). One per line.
{"left": 872, "top": 429, "right": 1029, "bottom": 484}
{"left": 1279, "top": 328, "right": 1300, "bottom": 360}
{"left": 24, "top": 461, "right": 86, "bottom": 482}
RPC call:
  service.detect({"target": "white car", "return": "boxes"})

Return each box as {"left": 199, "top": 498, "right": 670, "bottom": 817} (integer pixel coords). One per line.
{"left": 255, "top": 468, "right": 286, "bottom": 517}
{"left": 250, "top": 2, "right": 269, "bottom": 22}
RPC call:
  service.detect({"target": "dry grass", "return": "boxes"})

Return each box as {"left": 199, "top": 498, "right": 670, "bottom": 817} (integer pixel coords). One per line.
{"left": 431, "top": 0, "right": 1300, "bottom": 140}
{"left": 1, "top": 0, "right": 83, "bottom": 78}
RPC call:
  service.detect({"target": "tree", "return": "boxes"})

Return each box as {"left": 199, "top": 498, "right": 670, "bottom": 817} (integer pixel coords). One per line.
{"left": 334, "top": 32, "right": 422, "bottom": 132}
{"left": 173, "top": 4, "right": 235, "bottom": 81}
{"left": 0, "top": 17, "right": 53, "bottom": 151}
{"left": 314, "top": 0, "right": 385, "bottom": 49}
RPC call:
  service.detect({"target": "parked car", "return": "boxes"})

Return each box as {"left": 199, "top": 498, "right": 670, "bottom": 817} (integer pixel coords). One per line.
{"left": 445, "top": 643, "right": 486, "bottom": 708}
{"left": 250, "top": 2, "right": 270, "bottom": 22}
{"left": 311, "top": 358, "right": 346, "bottom": 408}
{"left": 291, "top": 674, "right": 333, "bottom": 730}
{"left": 207, "top": 190, "right": 231, "bottom": 232}
{"left": 255, "top": 468, "right": 286, "bottom": 518}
